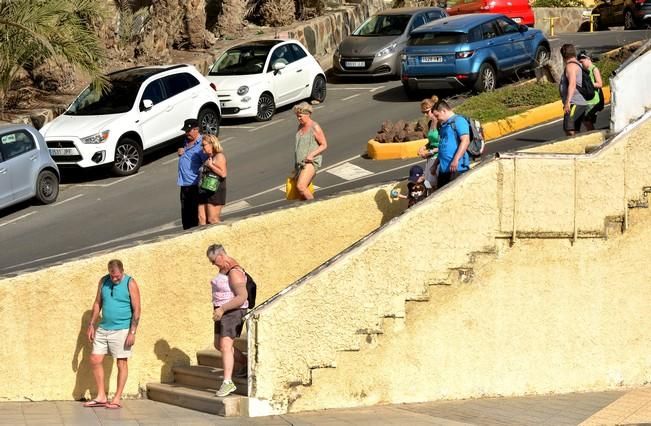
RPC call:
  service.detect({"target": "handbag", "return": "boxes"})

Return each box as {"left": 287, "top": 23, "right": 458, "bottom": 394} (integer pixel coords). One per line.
{"left": 285, "top": 176, "right": 314, "bottom": 200}
{"left": 199, "top": 172, "right": 219, "bottom": 192}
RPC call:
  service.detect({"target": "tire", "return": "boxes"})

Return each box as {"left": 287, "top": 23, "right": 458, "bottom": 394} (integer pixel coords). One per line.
{"left": 474, "top": 63, "right": 496, "bottom": 93}
{"left": 35, "top": 170, "right": 59, "bottom": 204}
{"left": 534, "top": 46, "right": 550, "bottom": 68}
{"left": 198, "top": 107, "right": 220, "bottom": 136}
{"left": 310, "top": 75, "right": 327, "bottom": 103}
{"left": 624, "top": 9, "right": 636, "bottom": 30}
{"left": 111, "top": 137, "right": 143, "bottom": 176}
{"left": 256, "top": 92, "right": 275, "bottom": 122}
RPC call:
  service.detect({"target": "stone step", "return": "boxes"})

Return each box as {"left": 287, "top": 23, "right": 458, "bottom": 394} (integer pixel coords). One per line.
{"left": 172, "top": 365, "right": 247, "bottom": 396}
{"left": 146, "top": 382, "right": 243, "bottom": 416}
{"left": 197, "top": 349, "right": 248, "bottom": 369}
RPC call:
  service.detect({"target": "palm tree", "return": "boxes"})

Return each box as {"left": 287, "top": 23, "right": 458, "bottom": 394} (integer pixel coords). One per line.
{"left": 0, "top": 0, "right": 107, "bottom": 115}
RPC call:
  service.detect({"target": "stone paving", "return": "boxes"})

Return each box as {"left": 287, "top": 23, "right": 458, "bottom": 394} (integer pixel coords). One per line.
{"left": 3, "top": 387, "right": 651, "bottom": 425}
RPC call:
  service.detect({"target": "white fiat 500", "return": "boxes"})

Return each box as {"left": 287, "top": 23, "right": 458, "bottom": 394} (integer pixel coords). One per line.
{"left": 207, "top": 39, "right": 326, "bottom": 121}
{"left": 40, "top": 64, "right": 221, "bottom": 176}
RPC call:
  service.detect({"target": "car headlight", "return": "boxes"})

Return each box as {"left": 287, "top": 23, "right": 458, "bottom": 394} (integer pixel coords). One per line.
{"left": 237, "top": 86, "right": 249, "bottom": 96}
{"left": 376, "top": 43, "right": 398, "bottom": 57}
{"left": 81, "top": 130, "right": 110, "bottom": 144}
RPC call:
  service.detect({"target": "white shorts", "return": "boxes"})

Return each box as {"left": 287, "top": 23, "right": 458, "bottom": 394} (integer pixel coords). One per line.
{"left": 92, "top": 327, "right": 132, "bottom": 358}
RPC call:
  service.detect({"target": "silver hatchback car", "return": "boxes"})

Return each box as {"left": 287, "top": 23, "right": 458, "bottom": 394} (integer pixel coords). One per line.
{"left": 333, "top": 7, "right": 448, "bottom": 78}
{"left": 0, "top": 124, "right": 60, "bottom": 210}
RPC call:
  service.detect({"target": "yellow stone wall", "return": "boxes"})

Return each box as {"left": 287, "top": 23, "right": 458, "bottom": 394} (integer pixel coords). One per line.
{"left": 247, "top": 114, "right": 651, "bottom": 415}
{"left": 0, "top": 184, "right": 405, "bottom": 401}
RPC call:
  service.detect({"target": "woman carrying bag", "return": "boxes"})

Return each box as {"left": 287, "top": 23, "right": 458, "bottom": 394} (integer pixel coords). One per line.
{"left": 291, "top": 102, "right": 327, "bottom": 201}
{"left": 198, "top": 134, "right": 227, "bottom": 224}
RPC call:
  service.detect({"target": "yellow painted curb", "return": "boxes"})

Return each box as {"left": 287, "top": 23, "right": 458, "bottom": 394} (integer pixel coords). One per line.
{"left": 367, "top": 86, "right": 612, "bottom": 160}
{"left": 367, "top": 138, "right": 425, "bottom": 160}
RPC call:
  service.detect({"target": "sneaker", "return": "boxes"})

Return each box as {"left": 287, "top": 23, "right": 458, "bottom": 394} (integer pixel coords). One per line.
{"left": 234, "top": 366, "right": 248, "bottom": 379}
{"left": 216, "top": 381, "right": 237, "bottom": 397}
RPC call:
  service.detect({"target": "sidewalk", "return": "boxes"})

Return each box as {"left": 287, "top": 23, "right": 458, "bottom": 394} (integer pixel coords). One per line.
{"left": 2, "top": 387, "right": 651, "bottom": 425}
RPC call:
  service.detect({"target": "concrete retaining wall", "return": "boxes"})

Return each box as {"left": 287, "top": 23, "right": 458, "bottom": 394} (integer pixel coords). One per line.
{"left": 0, "top": 185, "right": 404, "bottom": 401}
{"left": 533, "top": 7, "right": 591, "bottom": 36}
{"left": 246, "top": 111, "right": 651, "bottom": 415}
{"left": 610, "top": 39, "right": 651, "bottom": 133}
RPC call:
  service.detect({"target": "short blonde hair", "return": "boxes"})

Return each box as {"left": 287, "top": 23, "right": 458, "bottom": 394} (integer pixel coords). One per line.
{"left": 420, "top": 95, "right": 439, "bottom": 113}
{"left": 293, "top": 101, "right": 313, "bottom": 115}
{"left": 203, "top": 134, "right": 223, "bottom": 154}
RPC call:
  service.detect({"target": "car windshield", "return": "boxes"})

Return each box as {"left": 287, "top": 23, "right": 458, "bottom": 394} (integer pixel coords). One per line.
{"left": 65, "top": 80, "right": 140, "bottom": 116}
{"left": 408, "top": 31, "right": 469, "bottom": 46}
{"left": 209, "top": 45, "right": 272, "bottom": 76}
{"left": 353, "top": 14, "right": 411, "bottom": 36}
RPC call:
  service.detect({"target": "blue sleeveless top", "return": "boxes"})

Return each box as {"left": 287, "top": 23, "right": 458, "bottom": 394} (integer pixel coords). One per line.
{"left": 99, "top": 274, "right": 132, "bottom": 330}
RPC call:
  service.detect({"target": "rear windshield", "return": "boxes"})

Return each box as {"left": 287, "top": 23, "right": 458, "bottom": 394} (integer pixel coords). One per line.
{"left": 353, "top": 14, "right": 411, "bottom": 36}
{"left": 408, "top": 31, "right": 469, "bottom": 46}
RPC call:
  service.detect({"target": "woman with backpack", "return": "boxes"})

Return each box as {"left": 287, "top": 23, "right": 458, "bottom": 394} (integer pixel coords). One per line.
{"left": 578, "top": 50, "right": 604, "bottom": 131}
{"left": 417, "top": 95, "right": 441, "bottom": 191}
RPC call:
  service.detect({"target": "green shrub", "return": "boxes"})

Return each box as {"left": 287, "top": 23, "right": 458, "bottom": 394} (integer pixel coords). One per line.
{"left": 533, "top": 0, "right": 585, "bottom": 7}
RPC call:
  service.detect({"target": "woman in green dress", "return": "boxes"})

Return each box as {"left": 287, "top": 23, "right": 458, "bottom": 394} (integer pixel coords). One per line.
{"left": 292, "top": 102, "right": 328, "bottom": 200}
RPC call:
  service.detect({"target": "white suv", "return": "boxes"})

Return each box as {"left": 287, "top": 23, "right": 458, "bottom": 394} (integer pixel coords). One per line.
{"left": 40, "top": 64, "right": 221, "bottom": 176}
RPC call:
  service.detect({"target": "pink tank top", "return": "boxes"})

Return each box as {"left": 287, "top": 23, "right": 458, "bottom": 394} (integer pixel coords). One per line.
{"left": 211, "top": 270, "right": 249, "bottom": 309}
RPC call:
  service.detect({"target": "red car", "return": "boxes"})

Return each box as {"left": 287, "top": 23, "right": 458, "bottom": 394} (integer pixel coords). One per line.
{"left": 444, "top": 0, "right": 535, "bottom": 27}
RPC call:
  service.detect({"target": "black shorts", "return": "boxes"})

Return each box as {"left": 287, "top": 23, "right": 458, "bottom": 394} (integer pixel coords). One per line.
{"left": 584, "top": 105, "right": 599, "bottom": 124}
{"left": 214, "top": 307, "right": 246, "bottom": 338}
{"left": 563, "top": 104, "right": 588, "bottom": 132}
{"left": 199, "top": 179, "right": 226, "bottom": 206}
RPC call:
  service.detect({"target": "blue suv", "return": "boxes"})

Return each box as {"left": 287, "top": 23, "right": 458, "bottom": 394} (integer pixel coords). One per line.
{"left": 401, "top": 14, "right": 550, "bottom": 95}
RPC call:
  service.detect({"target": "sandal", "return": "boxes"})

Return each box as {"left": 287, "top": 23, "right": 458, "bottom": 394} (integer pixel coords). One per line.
{"left": 83, "top": 399, "right": 107, "bottom": 407}
{"left": 105, "top": 402, "right": 122, "bottom": 409}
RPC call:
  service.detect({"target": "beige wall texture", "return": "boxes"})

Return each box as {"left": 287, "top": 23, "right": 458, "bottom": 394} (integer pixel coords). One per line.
{"left": 0, "top": 184, "right": 405, "bottom": 401}
{"left": 247, "top": 112, "right": 651, "bottom": 415}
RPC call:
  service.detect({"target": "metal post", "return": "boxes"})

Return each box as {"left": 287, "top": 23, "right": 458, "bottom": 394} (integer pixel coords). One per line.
{"left": 544, "top": 17, "right": 559, "bottom": 37}
{"left": 590, "top": 14, "right": 600, "bottom": 32}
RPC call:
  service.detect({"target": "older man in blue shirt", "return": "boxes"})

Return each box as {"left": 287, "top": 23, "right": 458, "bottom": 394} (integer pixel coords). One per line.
{"left": 177, "top": 119, "right": 207, "bottom": 230}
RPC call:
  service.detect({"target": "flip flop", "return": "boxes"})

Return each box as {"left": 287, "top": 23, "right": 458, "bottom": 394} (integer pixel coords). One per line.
{"left": 83, "top": 399, "right": 107, "bottom": 407}
{"left": 105, "top": 402, "right": 122, "bottom": 409}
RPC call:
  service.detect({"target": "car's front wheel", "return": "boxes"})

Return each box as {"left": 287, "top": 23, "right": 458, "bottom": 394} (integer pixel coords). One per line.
{"left": 198, "top": 107, "right": 220, "bottom": 136}
{"left": 256, "top": 92, "right": 276, "bottom": 122}
{"left": 112, "top": 137, "right": 143, "bottom": 176}
{"left": 624, "top": 9, "right": 636, "bottom": 29}
{"left": 310, "top": 75, "right": 327, "bottom": 103}
{"left": 474, "top": 63, "right": 496, "bottom": 93}
{"left": 35, "top": 170, "right": 59, "bottom": 204}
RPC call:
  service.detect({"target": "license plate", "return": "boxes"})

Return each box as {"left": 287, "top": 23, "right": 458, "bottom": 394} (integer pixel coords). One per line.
{"left": 49, "top": 148, "right": 77, "bottom": 156}
{"left": 513, "top": 17, "right": 522, "bottom": 23}
{"left": 345, "top": 61, "right": 365, "bottom": 67}
{"left": 421, "top": 56, "right": 443, "bottom": 63}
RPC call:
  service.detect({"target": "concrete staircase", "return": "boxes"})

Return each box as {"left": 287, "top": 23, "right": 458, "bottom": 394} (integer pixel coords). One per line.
{"left": 146, "top": 338, "right": 248, "bottom": 417}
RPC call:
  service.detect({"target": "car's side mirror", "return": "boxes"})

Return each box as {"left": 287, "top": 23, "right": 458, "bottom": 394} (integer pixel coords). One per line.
{"left": 519, "top": 24, "right": 528, "bottom": 32}
{"left": 141, "top": 99, "right": 154, "bottom": 111}
{"left": 273, "top": 61, "right": 286, "bottom": 72}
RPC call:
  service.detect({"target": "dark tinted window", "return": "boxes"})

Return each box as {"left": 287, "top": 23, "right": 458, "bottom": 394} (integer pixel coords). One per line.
{"left": 0, "top": 129, "right": 36, "bottom": 161}
{"left": 425, "top": 11, "right": 444, "bottom": 21}
{"left": 481, "top": 21, "right": 500, "bottom": 39}
{"left": 289, "top": 43, "right": 308, "bottom": 60}
{"left": 209, "top": 45, "right": 273, "bottom": 76}
{"left": 142, "top": 80, "right": 165, "bottom": 105}
{"left": 162, "top": 73, "right": 194, "bottom": 98}
{"left": 354, "top": 14, "right": 411, "bottom": 36}
{"left": 408, "top": 31, "right": 469, "bottom": 46}
{"left": 411, "top": 15, "right": 427, "bottom": 30}
{"left": 496, "top": 17, "right": 519, "bottom": 34}
{"left": 468, "top": 26, "right": 482, "bottom": 42}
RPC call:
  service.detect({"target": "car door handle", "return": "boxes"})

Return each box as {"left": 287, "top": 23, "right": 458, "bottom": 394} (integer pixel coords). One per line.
{"left": 296, "top": 69, "right": 303, "bottom": 73}
{"left": 0, "top": 168, "right": 7, "bottom": 174}
{"left": 165, "top": 105, "right": 173, "bottom": 112}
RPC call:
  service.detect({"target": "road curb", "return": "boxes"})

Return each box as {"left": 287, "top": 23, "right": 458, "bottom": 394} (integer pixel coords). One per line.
{"left": 366, "top": 86, "right": 612, "bottom": 160}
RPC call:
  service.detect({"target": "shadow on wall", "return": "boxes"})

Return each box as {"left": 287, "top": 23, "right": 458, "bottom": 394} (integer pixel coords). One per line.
{"left": 374, "top": 186, "right": 404, "bottom": 225}
{"left": 71, "top": 310, "right": 113, "bottom": 400}
{"left": 154, "top": 339, "right": 191, "bottom": 383}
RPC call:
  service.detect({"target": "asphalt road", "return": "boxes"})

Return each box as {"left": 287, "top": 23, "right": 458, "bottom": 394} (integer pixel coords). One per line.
{"left": 1, "top": 29, "right": 646, "bottom": 277}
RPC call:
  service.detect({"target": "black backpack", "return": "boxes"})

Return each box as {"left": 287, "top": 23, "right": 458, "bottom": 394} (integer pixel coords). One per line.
{"left": 570, "top": 60, "right": 596, "bottom": 101}
{"left": 449, "top": 115, "right": 485, "bottom": 161}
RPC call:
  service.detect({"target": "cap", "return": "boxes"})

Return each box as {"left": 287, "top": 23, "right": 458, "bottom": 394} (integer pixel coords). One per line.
{"left": 577, "top": 50, "right": 590, "bottom": 60}
{"left": 181, "top": 118, "right": 200, "bottom": 132}
{"left": 408, "top": 165, "right": 424, "bottom": 182}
